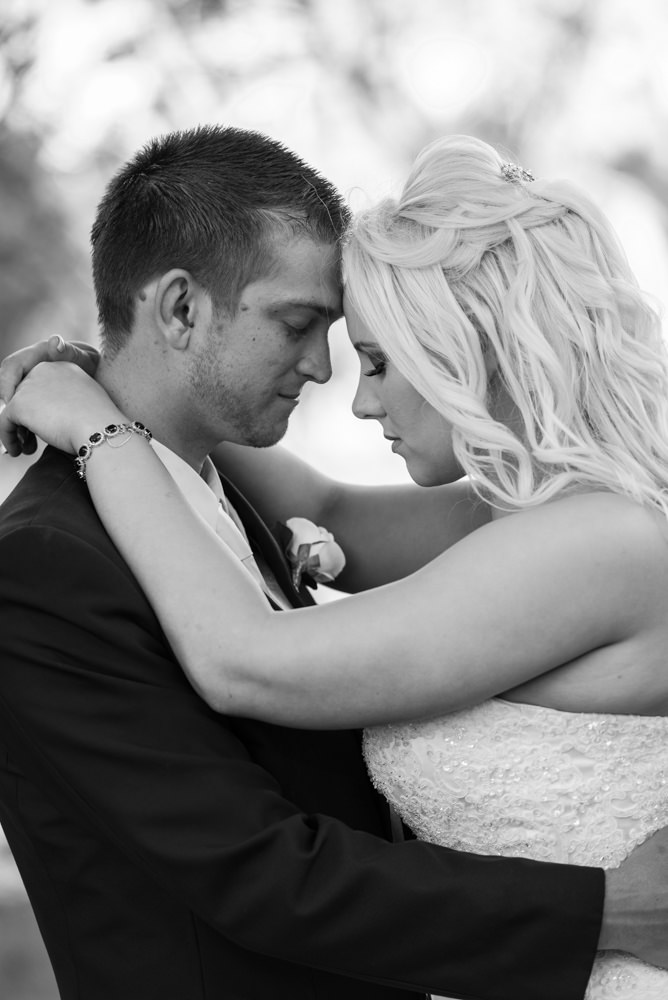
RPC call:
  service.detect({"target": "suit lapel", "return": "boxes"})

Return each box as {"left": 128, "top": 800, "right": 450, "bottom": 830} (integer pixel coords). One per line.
{"left": 215, "top": 470, "right": 397, "bottom": 841}
{"left": 215, "top": 471, "right": 316, "bottom": 608}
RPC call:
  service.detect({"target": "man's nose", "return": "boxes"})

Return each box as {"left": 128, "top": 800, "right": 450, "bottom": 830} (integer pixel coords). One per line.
{"left": 352, "top": 375, "right": 384, "bottom": 421}
{"left": 296, "top": 337, "right": 332, "bottom": 385}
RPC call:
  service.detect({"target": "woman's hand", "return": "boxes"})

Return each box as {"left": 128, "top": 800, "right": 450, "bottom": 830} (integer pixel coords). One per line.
{"left": 0, "top": 336, "right": 100, "bottom": 404}
{"left": 0, "top": 337, "right": 102, "bottom": 455}
{"left": 0, "top": 362, "right": 125, "bottom": 457}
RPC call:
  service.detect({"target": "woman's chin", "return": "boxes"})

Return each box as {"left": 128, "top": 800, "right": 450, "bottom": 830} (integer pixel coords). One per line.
{"left": 405, "top": 458, "right": 465, "bottom": 488}
{"left": 404, "top": 463, "right": 439, "bottom": 488}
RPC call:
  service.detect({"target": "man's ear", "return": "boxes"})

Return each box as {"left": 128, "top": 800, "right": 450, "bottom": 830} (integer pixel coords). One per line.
{"left": 155, "top": 269, "right": 205, "bottom": 350}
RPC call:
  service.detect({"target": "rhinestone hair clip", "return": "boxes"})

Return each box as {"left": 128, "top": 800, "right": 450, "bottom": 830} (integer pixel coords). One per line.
{"left": 500, "top": 161, "right": 535, "bottom": 184}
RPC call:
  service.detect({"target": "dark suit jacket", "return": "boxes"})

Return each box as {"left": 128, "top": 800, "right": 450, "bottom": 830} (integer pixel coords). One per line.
{"left": 0, "top": 447, "right": 603, "bottom": 999}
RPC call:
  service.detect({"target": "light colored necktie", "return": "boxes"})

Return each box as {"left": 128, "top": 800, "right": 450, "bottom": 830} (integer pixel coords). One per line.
{"left": 216, "top": 494, "right": 291, "bottom": 611}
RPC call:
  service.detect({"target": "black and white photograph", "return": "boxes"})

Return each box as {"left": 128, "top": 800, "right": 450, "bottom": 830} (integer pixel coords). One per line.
{"left": 1, "top": 2, "right": 668, "bottom": 998}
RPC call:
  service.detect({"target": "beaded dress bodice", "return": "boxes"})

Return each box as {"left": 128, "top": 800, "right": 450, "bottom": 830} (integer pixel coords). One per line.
{"left": 363, "top": 698, "right": 668, "bottom": 999}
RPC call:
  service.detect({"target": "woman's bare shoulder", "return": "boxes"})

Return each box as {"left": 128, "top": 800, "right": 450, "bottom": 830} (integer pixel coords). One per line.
{"left": 483, "top": 490, "right": 668, "bottom": 551}
{"left": 447, "top": 490, "right": 668, "bottom": 620}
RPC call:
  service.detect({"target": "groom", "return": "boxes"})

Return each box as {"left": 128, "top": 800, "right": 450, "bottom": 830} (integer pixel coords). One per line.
{"left": 0, "top": 124, "right": 664, "bottom": 1000}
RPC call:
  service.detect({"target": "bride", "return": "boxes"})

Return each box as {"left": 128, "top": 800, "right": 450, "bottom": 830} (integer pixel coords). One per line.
{"left": 4, "top": 134, "right": 668, "bottom": 998}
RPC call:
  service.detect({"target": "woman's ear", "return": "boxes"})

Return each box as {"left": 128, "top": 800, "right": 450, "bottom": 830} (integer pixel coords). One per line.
{"left": 155, "top": 270, "right": 203, "bottom": 350}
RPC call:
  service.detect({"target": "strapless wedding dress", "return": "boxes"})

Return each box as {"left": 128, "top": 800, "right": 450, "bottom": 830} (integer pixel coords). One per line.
{"left": 363, "top": 698, "right": 668, "bottom": 999}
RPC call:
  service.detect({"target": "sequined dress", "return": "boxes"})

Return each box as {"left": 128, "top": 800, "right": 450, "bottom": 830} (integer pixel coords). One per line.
{"left": 363, "top": 698, "right": 668, "bottom": 999}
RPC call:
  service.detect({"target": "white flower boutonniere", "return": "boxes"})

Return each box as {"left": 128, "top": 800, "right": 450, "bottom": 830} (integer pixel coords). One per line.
{"left": 279, "top": 516, "right": 346, "bottom": 590}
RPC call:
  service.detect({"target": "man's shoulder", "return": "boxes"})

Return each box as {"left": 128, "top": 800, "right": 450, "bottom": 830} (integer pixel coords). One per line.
{"left": 0, "top": 447, "right": 114, "bottom": 554}
{"left": 1, "top": 447, "right": 84, "bottom": 526}
{"left": 0, "top": 449, "right": 154, "bottom": 616}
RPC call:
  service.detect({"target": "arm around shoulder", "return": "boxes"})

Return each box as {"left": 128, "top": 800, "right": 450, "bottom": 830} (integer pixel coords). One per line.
{"left": 0, "top": 517, "right": 604, "bottom": 1000}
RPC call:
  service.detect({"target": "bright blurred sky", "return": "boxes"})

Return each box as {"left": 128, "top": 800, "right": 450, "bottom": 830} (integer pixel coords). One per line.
{"left": 1, "top": 0, "right": 668, "bottom": 907}
{"left": 1, "top": 0, "right": 667, "bottom": 488}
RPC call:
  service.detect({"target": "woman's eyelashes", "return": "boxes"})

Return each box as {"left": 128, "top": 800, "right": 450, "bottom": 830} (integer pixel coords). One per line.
{"left": 362, "top": 354, "right": 387, "bottom": 377}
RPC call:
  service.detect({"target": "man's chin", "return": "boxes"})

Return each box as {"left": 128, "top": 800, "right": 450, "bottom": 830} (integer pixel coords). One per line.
{"left": 239, "top": 422, "right": 289, "bottom": 449}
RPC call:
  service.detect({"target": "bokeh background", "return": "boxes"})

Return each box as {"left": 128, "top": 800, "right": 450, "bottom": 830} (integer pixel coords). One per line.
{"left": 1, "top": 0, "right": 667, "bottom": 995}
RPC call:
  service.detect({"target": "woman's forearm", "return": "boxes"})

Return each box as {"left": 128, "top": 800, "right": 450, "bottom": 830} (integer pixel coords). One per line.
{"left": 211, "top": 442, "right": 490, "bottom": 593}
{"left": 210, "top": 442, "right": 335, "bottom": 527}
{"left": 83, "top": 434, "right": 279, "bottom": 710}
{"left": 0, "top": 358, "right": 639, "bottom": 730}
{"left": 84, "top": 432, "right": 625, "bottom": 730}
{"left": 83, "top": 435, "right": 429, "bottom": 724}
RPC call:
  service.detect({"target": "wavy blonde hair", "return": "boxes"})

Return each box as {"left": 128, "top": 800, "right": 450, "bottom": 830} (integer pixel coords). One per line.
{"left": 343, "top": 134, "right": 668, "bottom": 515}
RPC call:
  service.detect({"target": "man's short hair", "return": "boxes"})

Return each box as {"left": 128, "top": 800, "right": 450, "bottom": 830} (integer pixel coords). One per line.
{"left": 91, "top": 124, "right": 350, "bottom": 353}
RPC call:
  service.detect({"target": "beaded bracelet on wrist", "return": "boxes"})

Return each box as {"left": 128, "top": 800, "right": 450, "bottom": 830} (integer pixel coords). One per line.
{"left": 75, "top": 421, "right": 152, "bottom": 482}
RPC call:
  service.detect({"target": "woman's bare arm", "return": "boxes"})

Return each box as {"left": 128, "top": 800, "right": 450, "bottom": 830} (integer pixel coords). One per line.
{"left": 2, "top": 364, "right": 663, "bottom": 729}
{"left": 212, "top": 441, "right": 490, "bottom": 592}
{"left": 83, "top": 448, "right": 666, "bottom": 725}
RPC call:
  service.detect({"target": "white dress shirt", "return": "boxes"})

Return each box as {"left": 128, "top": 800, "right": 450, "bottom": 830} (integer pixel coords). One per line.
{"left": 151, "top": 440, "right": 291, "bottom": 611}
{"left": 152, "top": 442, "right": 403, "bottom": 839}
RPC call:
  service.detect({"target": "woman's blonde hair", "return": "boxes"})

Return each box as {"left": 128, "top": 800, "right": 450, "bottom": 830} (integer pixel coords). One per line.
{"left": 343, "top": 134, "right": 668, "bottom": 515}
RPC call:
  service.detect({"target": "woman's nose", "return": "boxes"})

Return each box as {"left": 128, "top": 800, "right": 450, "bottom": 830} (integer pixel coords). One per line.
{"left": 352, "top": 375, "right": 384, "bottom": 421}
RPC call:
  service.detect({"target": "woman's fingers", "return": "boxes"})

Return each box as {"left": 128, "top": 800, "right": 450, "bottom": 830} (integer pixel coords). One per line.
{"left": 0, "top": 400, "right": 26, "bottom": 457}
{"left": 0, "top": 338, "right": 100, "bottom": 404}
{"left": 1, "top": 361, "right": 123, "bottom": 457}
{"left": 62, "top": 340, "right": 101, "bottom": 376}
{"left": 0, "top": 341, "right": 51, "bottom": 404}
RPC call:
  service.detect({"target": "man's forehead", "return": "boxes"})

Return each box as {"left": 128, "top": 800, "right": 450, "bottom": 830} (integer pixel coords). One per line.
{"left": 241, "top": 235, "right": 343, "bottom": 315}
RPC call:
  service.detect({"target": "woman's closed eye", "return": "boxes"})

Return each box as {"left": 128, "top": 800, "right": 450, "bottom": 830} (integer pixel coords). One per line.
{"left": 363, "top": 360, "right": 386, "bottom": 377}
{"left": 361, "top": 352, "right": 388, "bottom": 377}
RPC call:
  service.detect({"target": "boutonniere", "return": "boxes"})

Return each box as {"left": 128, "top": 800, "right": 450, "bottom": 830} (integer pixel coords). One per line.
{"left": 276, "top": 517, "right": 346, "bottom": 590}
